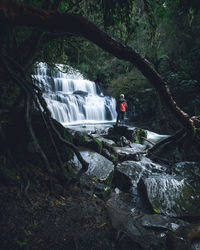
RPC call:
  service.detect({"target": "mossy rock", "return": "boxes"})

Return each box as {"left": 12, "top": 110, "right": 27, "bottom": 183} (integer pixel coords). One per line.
{"left": 107, "top": 126, "right": 147, "bottom": 144}
{"left": 73, "top": 131, "right": 103, "bottom": 153}
{"left": 132, "top": 128, "right": 147, "bottom": 144}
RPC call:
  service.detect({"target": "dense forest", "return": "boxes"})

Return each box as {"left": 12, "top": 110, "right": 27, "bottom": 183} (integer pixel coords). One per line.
{"left": 1, "top": 0, "right": 200, "bottom": 249}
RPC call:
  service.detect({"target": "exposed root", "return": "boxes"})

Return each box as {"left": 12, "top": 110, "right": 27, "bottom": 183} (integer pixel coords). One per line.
{"left": 0, "top": 53, "right": 89, "bottom": 183}
{"left": 147, "top": 129, "right": 185, "bottom": 157}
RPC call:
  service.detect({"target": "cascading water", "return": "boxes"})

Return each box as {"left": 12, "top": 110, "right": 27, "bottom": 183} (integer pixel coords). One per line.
{"left": 33, "top": 62, "right": 117, "bottom": 125}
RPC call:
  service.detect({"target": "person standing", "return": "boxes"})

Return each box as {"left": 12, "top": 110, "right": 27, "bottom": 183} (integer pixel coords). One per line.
{"left": 116, "top": 94, "right": 127, "bottom": 126}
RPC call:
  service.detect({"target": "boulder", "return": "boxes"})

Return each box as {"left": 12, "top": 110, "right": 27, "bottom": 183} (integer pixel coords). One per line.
{"left": 107, "top": 126, "right": 147, "bottom": 144}
{"left": 112, "top": 156, "right": 164, "bottom": 193}
{"left": 73, "top": 150, "right": 114, "bottom": 181}
{"left": 140, "top": 214, "right": 189, "bottom": 232}
{"left": 173, "top": 161, "right": 200, "bottom": 191}
{"left": 106, "top": 193, "right": 168, "bottom": 250}
{"left": 73, "top": 131, "right": 102, "bottom": 153}
{"left": 112, "top": 159, "right": 152, "bottom": 192}
{"left": 139, "top": 174, "right": 200, "bottom": 218}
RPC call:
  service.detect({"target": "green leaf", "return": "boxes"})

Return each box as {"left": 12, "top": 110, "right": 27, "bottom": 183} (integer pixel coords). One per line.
{"left": 153, "top": 207, "right": 161, "bottom": 213}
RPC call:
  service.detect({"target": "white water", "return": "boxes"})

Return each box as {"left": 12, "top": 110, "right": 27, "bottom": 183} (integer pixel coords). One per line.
{"left": 33, "top": 62, "right": 117, "bottom": 125}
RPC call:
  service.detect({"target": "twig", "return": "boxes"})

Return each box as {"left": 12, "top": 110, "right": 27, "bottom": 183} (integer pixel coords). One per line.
{"left": 141, "top": 136, "right": 155, "bottom": 146}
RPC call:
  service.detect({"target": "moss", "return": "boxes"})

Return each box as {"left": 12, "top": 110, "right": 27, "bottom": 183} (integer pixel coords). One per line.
{"left": 132, "top": 128, "right": 147, "bottom": 144}
{"left": 174, "top": 182, "right": 200, "bottom": 216}
{"left": 92, "top": 137, "right": 103, "bottom": 154}
{"left": 73, "top": 131, "right": 89, "bottom": 146}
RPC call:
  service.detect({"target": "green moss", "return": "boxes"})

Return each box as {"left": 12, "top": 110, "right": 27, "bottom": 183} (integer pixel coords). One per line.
{"left": 92, "top": 138, "right": 103, "bottom": 154}
{"left": 174, "top": 182, "right": 200, "bottom": 216}
{"left": 132, "top": 128, "right": 147, "bottom": 144}
{"left": 73, "top": 131, "right": 89, "bottom": 145}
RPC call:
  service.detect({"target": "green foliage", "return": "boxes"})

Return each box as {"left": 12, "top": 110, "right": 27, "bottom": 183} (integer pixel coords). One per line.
{"left": 132, "top": 128, "right": 147, "bottom": 144}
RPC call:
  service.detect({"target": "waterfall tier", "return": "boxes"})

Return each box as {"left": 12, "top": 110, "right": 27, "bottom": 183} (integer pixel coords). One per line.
{"left": 33, "top": 63, "right": 117, "bottom": 125}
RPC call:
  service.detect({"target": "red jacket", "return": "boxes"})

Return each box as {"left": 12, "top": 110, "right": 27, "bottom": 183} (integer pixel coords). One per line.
{"left": 117, "top": 98, "right": 127, "bottom": 112}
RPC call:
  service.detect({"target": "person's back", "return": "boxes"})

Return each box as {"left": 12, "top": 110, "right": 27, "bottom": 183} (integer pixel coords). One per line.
{"left": 116, "top": 94, "right": 127, "bottom": 125}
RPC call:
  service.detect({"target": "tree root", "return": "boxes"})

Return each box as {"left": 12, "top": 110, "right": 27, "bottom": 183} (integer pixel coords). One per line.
{"left": 147, "top": 127, "right": 200, "bottom": 163}
{"left": 0, "top": 53, "right": 89, "bottom": 183}
{"left": 147, "top": 129, "right": 185, "bottom": 157}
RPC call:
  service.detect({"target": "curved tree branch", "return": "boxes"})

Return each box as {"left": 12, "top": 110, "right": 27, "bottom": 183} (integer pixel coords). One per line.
{"left": 0, "top": 1, "right": 196, "bottom": 133}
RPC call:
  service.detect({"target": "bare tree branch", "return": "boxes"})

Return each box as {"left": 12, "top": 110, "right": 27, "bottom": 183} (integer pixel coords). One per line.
{"left": 0, "top": 1, "right": 196, "bottom": 133}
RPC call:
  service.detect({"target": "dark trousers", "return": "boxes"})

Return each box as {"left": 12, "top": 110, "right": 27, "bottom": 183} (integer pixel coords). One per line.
{"left": 116, "top": 111, "right": 125, "bottom": 125}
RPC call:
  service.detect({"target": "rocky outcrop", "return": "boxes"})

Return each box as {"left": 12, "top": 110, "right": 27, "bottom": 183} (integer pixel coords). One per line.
{"left": 73, "top": 150, "right": 114, "bottom": 181}
{"left": 106, "top": 193, "right": 192, "bottom": 250}
{"left": 106, "top": 126, "right": 147, "bottom": 145}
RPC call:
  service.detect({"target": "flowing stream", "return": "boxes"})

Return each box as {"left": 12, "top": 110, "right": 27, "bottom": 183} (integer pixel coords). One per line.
{"left": 33, "top": 62, "right": 117, "bottom": 125}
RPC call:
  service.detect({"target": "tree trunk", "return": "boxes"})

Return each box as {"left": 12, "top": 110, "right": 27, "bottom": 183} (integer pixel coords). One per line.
{"left": 0, "top": 1, "right": 197, "bottom": 133}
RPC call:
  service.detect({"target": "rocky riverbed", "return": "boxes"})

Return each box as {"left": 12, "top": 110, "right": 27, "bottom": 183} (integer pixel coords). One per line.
{"left": 71, "top": 124, "right": 200, "bottom": 250}
{"left": 1, "top": 123, "right": 200, "bottom": 250}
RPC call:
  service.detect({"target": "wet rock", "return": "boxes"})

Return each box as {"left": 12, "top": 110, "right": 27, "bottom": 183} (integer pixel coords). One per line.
{"left": 96, "top": 136, "right": 116, "bottom": 148}
{"left": 113, "top": 147, "right": 141, "bottom": 162}
{"left": 129, "top": 143, "right": 147, "bottom": 152}
{"left": 140, "top": 214, "right": 189, "bottom": 232}
{"left": 73, "top": 131, "right": 102, "bottom": 153}
{"left": 107, "top": 126, "right": 147, "bottom": 144}
{"left": 112, "top": 159, "right": 152, "bottom": 192}
{"left": 173, "top": 162, "right": 200, "bottom": 191}
{"left": 147, "top": 131, "right": 170, "bottom": 144}
{"left": 113, "top": 146, "right": 142, "bottom": 155}
{"left": 166, "top": 224, "right": 200, "bottom": 250}
{"left": 73, "top": 150, "right": 114, "bottom": 180}
{"left": 140, "top": 174, "right": 200, "bottom": 218}
{"left": 112, "top": 165, "right": 132, "bottom": 192}
{"left": 107, "top": 193, "right": 168, "bottom": 250}
{"left": 137, "top": 178, "right": 155, "bottom": 213}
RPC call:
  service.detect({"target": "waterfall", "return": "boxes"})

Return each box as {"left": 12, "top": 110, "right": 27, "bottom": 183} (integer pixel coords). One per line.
{"left": 33, "top": 62, "right": 117, "bottom": 125}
